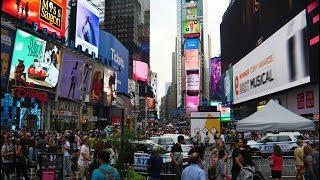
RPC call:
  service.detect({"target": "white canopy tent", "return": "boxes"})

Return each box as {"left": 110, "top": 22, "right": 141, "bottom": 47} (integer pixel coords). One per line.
{"left": 236, "top": 100, "right": 315, "bottom": 132}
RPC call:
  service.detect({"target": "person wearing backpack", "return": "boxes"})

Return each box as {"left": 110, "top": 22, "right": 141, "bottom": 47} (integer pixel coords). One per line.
{"left": 91, "top": 150, "right": 120, "bottom": 180}
{"left": 237, "top": 149, "right": 264, "bottom": 180}
{"left": 216, "top": 149, "right": 230, "bottom": 180}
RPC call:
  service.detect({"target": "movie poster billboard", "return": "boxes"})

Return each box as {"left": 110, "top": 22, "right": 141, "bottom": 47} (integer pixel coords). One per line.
{"left": 210, "top": 57, "right": 222, "bottom": 99}
{"left": 9, "top": 29, "right": 62, "bottom": 92}
{"left": 70, "top": 0, "right": 99, "bottom": 57}
{"left": 99, "top": 31, "right": 129, "bottom": 93}
{"left": 184, "top": 49, "right": 199, "bottom": 70}
{"left": 58, "top": 52, "right": 83, "bottom": 100}
{"left": 80, "top": 61, "right": 93, "bottom": 102}
{"left": 1, "top": 21, "right": 16, "bottom": 87}
{"left": 103, "top": 67, "right": 117, "bottom": 107}
{"left": 90, "top": 65, "right": 103, "bottom": 104}
{"left": 2, "top": 0, "right": 67, "bottom": 37}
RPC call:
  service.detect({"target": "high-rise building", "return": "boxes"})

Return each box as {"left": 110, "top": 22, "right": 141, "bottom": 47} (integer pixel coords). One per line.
{"left": 176, "top": 0, "right": 210, "bottom": 110}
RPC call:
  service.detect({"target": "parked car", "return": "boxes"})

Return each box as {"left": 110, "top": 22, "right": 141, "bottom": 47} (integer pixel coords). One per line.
{"left": 150, "top": 134, "right": 194, "bottom": 153}
{"left": 247, "top": 132, "right": 302, "bottom": 158}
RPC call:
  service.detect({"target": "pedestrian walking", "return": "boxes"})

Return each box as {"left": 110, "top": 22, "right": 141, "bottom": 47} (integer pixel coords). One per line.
{"left": 216, "top": 149, "right": 230, "bottom": 180}
{"left": 15, "top": 139, "right": 29, "bottom": 180}
{"left": 236, "top": 149, "right": 264, "bottom": 180}
{"left": 181, "top": 152, "right": 206, "bottom": 180}
{"left": 303, "top": 144, "right": 319, "bottom": 180}
{"left": 268, "top": 145, "right": 283, "bottom": 180}
{"left": 170, "top": 135, "right": 184, "bottom": 179}
{"left": 78, "top": 136, "right": 92, "bottom": 179}
{"left": 70, "top": 149, "right": 80, "bottom": 179}
{"left": 147, "top": 148, "right": 163, "bottom": 180}
{"left": 91, "top": 150, "right": 120, "bottom": 180}
{"left": 294, "top": 139, "right": 304, "bottom": 180}
{"left": 204, "top": 132, "right": 210, "bottom": 148}
{"left": 1, "top": 137, "right": 14, "bottom": 179}
{"left": 62, "top": 135, "right": 72, "bottom": 177}
{"left": 231, "top": 139, "right": 243, "bottom": 180}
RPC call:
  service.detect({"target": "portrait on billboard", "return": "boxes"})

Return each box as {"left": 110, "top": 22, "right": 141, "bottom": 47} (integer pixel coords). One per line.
{"left": 103, "top": 68, "right": 117, "bottom": 107}
{"left": 1, "top": 22, "right": 16, "bottom": 87}
{"left": 9, "top": 29, "right": 61, "bottom": 90}
{"left": 222, "top": 68, "right": 233, "bottom": 104}
{"left": 74, "top": 0, "right": 99, "bottom": 57}
{"left": 90, "top": 66, "right": 103, "bottom": 104}
{"left": 1, "top": 0, "right": 66, "bottom": 37}
{"left": 210, "top": 58, "right": 222, "bottom": 99}
{"left": 80, "top": 61, "right": 93, "bottom": 101}
{"left": 58, "top": 52, "right": 83, "bottom": 100}
{"left": 183, "top": 20, "right": 201, "bottom": 38}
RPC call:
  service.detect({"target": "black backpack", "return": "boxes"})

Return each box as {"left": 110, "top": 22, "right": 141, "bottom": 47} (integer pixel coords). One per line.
{"left": 243, "top": 167, "right": 265, "bottom": 180}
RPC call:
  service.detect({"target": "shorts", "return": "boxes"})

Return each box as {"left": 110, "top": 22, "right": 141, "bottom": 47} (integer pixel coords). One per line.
{"left": 272, "top": 170, "right": 282, "bottom": 178}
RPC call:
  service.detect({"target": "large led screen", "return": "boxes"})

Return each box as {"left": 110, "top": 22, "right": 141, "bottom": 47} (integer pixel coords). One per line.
{"left": 184, "top": 39, "right": 199, "bottom": 50}
{"left": 103, "top": 67, "right": 117, "bottom": 107}
{"left": 133, "top": 60, "right": 148, "bottom": 82}
{"left": 58, "top": 52, "right": 84, "bottom": 100}
{"left": 186, "top": 72, "right": 200, "bottom": 91}
{"left": 183, "top": 20, "right": 201, "bottom": 38}
{"left": 90, "top": 65, "right": 103, "bottom": 104}
{"left": 233, "top": 10, "right": 310, "bottom": 104}
{"left": 99, "top": 31, "right": 129, "bottom": 93}
{"left": 71, "top": 0, "right": 99, "bottom": 57}
{"left": 2, "top": 0, "right": 67, "bottom": 37}
{"left": 186, "top": 7, "right": 197, "bottom": 20}
{"left": 9, "top": 29, "right": 62, "bottom": 90}
{"left": 1, "top": 22, "right": 16, "bottom": 87}
{"left": 184, "top": 49, "right": 199, "bottom": 70}
{"left": 210, "top": 57, "right": 222, "bottom": 99}
{"left": 186, "top": 95, "right": 199, "bottom": 115}
{"left": 222, "top": 68, "right": 233, "bottom": 105}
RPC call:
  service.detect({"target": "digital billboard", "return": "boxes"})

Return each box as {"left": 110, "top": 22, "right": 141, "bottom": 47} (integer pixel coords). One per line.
{"left": 183, "top": 20, "right": 201, "bottom": 38}
{"left": 103, "top": 67, "right": 117, "bottom": 107}
{"left": 210, "top": 57, "right": 222, "bottom": 99}
{"left": 133, "top": 60, "right": 148, "bottom": 82}
{"left": 146, "top": 97, "right": 155, "bottom": 110}
{"left": 90, "top": 65, "right": 103, "bottom": 104}
{"left": 2, "top": 0, "right": 67, "bottom": 37}
{"left": 186, "top": 72, "right": 200, "bottom": 91}
{"left": 58, "top": 52, "right": 84, "bottom": 100}
{"left": 186, "top": 7, "right": 197, "bottom": 20}
{"left": 70, "top": 0, "right": 99, "bottom": 57}
{"left": 186, "top": 95, "right": 200, "bottom": 114}
{"left": 99, "top": 31, "right": 129, "bottom": 93}
{"left": 1, "top": 22, "right": 16, "bottom": 87}
{"left": 184, "top": 49, "right": 199, "bottom": 70}
{"left": 80, "top": 61, "right": 93, "bottom": 102}
{"left": 220, "top": 0, "right": 306, "bottom": 72}
{"left": 9, "top": 29, "right": 62, "bottom": 91}
{"left": 233, "top": 10, "right": 310, "bottom": 104}
{"left": 184, "top": 39, "right": 199, "bottom": 50}
{"left": 222, "top": 68, "right": 233, "bottom": 105}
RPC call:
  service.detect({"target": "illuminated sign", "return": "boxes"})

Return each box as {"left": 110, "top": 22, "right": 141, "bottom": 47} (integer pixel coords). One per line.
{"left": 183, "top": 20, "right": 201, "bottom": 38}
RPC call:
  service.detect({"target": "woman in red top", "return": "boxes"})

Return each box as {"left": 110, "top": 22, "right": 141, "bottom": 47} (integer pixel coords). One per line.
{"left": 269, "top": 145, "right": 283, "bottom": 180}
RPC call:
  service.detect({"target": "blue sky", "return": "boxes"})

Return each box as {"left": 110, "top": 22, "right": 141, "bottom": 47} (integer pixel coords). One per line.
{"left": 150, "top": 0, "right": 229, "bottom": 101}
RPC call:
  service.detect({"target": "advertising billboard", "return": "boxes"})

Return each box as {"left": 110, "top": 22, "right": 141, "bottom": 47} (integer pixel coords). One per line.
{"left": 99, "top": 31, "right": 129, "bottom": 93}
{"left": 103, "top": 67, "right": 117, "bottom": 107}
{"left": 1, "top": 22, "right": 16, "bottom": 87}
{"left": 186, "top": 95, "right": 200, "bottom": 115}
{"left": 9, "top": 29, "right": 62, "bottom": 91}
{"left": 186, "top": 72, "right": 200, "bottom": 91}
{"left": 184, "top": 39, "right": 199, "bottom": 50}
{"left": 90, "top": 65, "right": 103, "bottom": 104}
{"left": 58, "top": 52, "right": 84, "bottom": 100}
{"left": 184, "top": 49, "right": 199, "bottom": 70}
{"left": 70, "top": 0, "right": 99, "bottom": 57}
{"left": 146, "top": 97, "right": 155, "bottom": 110}
{"left": 233, "top": 10, "right": 310, "bottom": 104}
{"left": 222, "top": 68, "right": 233, "bottom": 104}
{"left": 183, "top": 20, "right": 201, "bottom": 38}
{"left": 220, "top": 0, "right": 306, "bottom": 72}
{"left": 80, "top": 61, "right": 93, "bottom": 102}
{"left": 133, "top": 60, "right": 148, "bottom": 82}
{"left": 2, "top": 0, "right": 67, "bottom": 37}
{"left": 210, "top": 57, "right": 222, "bottom": 99}
{"left": 186, "top": 7, "right": 197, "bottom": 20}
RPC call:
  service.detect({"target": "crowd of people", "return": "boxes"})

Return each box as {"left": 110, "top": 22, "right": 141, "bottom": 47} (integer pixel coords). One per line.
{"left": 1, "top": 128, "right": 120, "bottom": 180}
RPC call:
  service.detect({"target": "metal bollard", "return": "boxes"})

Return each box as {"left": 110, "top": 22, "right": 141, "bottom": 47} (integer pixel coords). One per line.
{"left": 75, "top": 171, "right": 81, "bottom": 180}
{"left": 28, "top": 168, "right": 37, "bottom": 180}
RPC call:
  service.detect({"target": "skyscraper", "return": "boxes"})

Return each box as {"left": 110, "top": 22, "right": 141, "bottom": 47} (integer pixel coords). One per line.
{"left": 176, "top": 0, "right": 210, "bottom": 110}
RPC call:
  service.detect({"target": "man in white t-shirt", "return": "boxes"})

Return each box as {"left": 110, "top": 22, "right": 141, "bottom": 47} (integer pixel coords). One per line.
{"left": 78, "top": 136, "right": 91, "bottom": 179}
{"left": 62, "top": 136, "right": 71, "bottom": 176}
